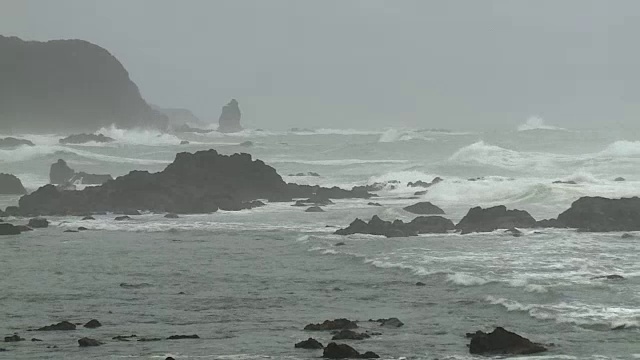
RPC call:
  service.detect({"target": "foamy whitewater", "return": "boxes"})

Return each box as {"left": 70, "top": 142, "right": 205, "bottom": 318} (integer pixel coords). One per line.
{"left": 1, "top": 126, "right": 639, "bottom": 359}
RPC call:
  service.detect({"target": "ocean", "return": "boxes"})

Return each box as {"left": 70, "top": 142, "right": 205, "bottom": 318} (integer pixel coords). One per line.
{"left": 0, "top": 123, "right": 639, "bottom": 359}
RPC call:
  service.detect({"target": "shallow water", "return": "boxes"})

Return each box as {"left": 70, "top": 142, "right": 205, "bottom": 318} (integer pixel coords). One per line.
{"left": 1, "top": 126, "right": 639, "bottom": 358}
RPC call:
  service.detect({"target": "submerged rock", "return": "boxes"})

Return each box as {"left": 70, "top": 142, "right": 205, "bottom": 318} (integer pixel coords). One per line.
{"left": 239, "top": 141, "right": 253, "bottom": 147}
{"left": 336, "top": 215, "right": 454, "bottom": 238}
{"left": 591, "top": 274, "right": 624, "bottom": 280}
{"left": 332, "top": 329, "right": 370, "bottom": 340}
{"left": 82, "top": 216, "right": 95, "bottom": 220}
{"left": 36, "top": 321, "right": 76, "bottom": 331}
{"left": 28, "top": 218, "right": 49, "bottom": 228}
{"left": 323, "top": 342, "right": 379, "bottom": 359}
{"left": 218, "top": 99, "right": 242, "bottom": 133}
{"left": 614, "top": 177, "right": 626, "bottom": 182}
{"left": 367, "top": 202, "right": 382, "bottom": 207}
{"left": 164, "top": 213, "right": 179, "bottom": 218}
{"left": 167, "top": 334, "right": 199, "bottom": 340}
{"left": 370, "top": 318, "right": 404, "bottom": 328}
{"left": 295, "top": 337, "right": 324, "bottom": 349}
{"left": 84, "top": 319, "right": 102, "bottom": 328}
{"left": 305, "top": 206, "right": 324, "bottom": 213}
{"left": 403, "top": 201, "right": 445, "bottom": 215}
{"left": 468, "top": 327, "right": 546, "bottom": 355}
{"left": 78, "top": 337, "right": 102, "bottom": 347}
{"left": 555, "top": 196, "right": 640, "bottom": 232}
{"left": 0, "top": 173, "right": 27, "bottom": 195}
{"left": 113, "top": 335, "right": 137, "bottom": 341}
{"left": 0, "top": 223, "right": 21, "bottom": 236}
{"left": 180, "top": 140, "right": 190, "bottom": 145}
{"left": 59, "top": 133, "right": 114, "bottom": 144}
{"left": 456, "top": 205, "right": 537, "bottom": 234}
{"left": 4, "top": 334, "right": 25, "bottom": 342}
{"left": 0, "top": 137, "right": 34, "bottom": 148}
{"left": 305, "top": 319, "right": 358, "bottom": 331}
{"left": 407, "top": 177, "right": 442, "bottom": 188}
{"left": 114, "top": 216, "right": 131, "bottom": 221}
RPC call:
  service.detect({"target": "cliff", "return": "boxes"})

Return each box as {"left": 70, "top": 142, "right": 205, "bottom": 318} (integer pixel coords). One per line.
{"left": 0, "top": 35, "right": 168, "bottom": 132}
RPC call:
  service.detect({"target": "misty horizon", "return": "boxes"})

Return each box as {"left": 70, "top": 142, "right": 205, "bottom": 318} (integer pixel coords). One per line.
{"left": 2, "top": 0, "right": 640, "bottom": 131}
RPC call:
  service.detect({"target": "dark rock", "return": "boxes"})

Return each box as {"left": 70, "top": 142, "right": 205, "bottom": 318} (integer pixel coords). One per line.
{"left": 552, "top": 180, "right": 577, "bottom": 185}
{"left": 78, "top": 227, "right": 88, "bottom": 231}
{"left": 335, "top": 242, "right": 346, "bottom": 246}
{"left": 64, "top": 229, "right": 79, "bottom": 233}
{"left": 468, "top": 327, "right": 546, "bottom": 355}
{"left": 367, "top": 202, "right": 382, "bottom": 207}
{"left": 413, "top": 190, "right": 427, "bottom": 196}
{"left": 456, "top": 205, "right": 537, "bottom": 234}
{"left": 15, "top": 225, "right": 32, "bottom": 232}
{"left": 164, "top": 213, "right": 179, "bottom": 218}
{"left": 407, "top": 216, "right": 455, "bottom": 234}
{"left": 180, "top": 140, "right": 190, "bottom": 145}
{"left": 305, "top": 206, "right": 324, "bottom": 213}
{"left": 335, "top": 216, "right": 414, "bottom": 238}
{"left": 555, "top": 196, "right": 640, "bottom": 232}
{"left": 614, "top": 177, "right": 626, "bottom": 182}
{"left": 323, "top": 342, "right": 379, "bottom": 359}
{"left": 0, "top": 223, "right": 21, "bottom": 235}
{"left": 28, "top": 218, "right": 49, "bottom": 228}
{"left": 305, "top": 319, "right": 358, "bottom": 331}
{"left": 167, "top": 334, "right": 199, "bottom": 340}
{"left": 166, "top": 358, "right": 176, "bottom": 360}
{"left": 36, "top": 321, "right": 76, "bottom": 331}
{"left": 114, "top": 216, "right": 131, "bottom": 221}
{"left": 403, "top": 202, "right": 445, "bottom": 215}
{"left": 308, "top": 172, "right": 321, "bottom": 177}
{"left": 0, "top": 173, "right": 27, "bottom": 194}
{"left": 113, "top": 335, "right": 137, "bottom": 341}
{"left": 31, "top": 338, "right": 42, "bottom": 341}
{"left": 371, "top": 318, "right": 404, "bottom": 328}
{"left": 4, "top": 334, "right": 25, "bottom": 342}
{"left": 591, "top": 274, "right": 624, "bottom": 280}
{"left": 416, "top": 282, "right": 426, "bottom": 286}
{"left": 407, "top": 177, "right": 442, "bottom": 188}
{"left": 621, "top": 233, "right": 634, "bottom": 239}
{"left": 137, "top": 337, "right": 163, "bottom": 342}
{"left": 82, "top": 216, "right": 95, "bottom": 220}
{"left": 505, "top": 227, "right": 523, "bottom": 237}
{"left": 78, "top": 337, "right": 102, "bottom": 347}
{"left": 218, "top": 99, "right": 242, "bottom": 133}
{"left": 0, "top": 137, "right": 34, "bottom": 148}
{"left": 239, "top": 141, "right": 253, "bottom": 147}
{"left": 536, "top": 218, "right": 564, "bottom": 228}
{"left": 84, "top": 319, "right": 101, "bottom": 328}
{"left": 59, "top": 133, "right": 115, "bottom": 144}
{"left": 295, "top": 337, "right": 324, "bottom": 349}
{"left": 50, "top": 159, "right": 112, "bottom": 185}
{"left": 332, "top": 329, "right": 370, "bottom": 340}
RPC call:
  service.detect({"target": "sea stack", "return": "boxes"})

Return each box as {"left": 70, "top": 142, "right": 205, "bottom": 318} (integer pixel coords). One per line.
{"left": 218, "top": 99, "right": 242, "bottom": 133}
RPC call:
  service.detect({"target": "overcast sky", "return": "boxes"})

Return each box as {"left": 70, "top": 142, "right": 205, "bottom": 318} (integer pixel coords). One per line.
{"left": 2, "top": 0, "right": 638, "bottom": 130}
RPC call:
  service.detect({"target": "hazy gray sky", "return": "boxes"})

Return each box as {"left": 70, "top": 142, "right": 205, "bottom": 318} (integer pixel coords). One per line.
{"left": 2, "top": 0, "right": 638, "bottom": 130}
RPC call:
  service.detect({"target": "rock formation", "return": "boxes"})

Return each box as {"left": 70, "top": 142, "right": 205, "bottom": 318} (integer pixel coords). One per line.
{"left": 403, "top": 201, "right": 445, "bottom": 215}
{"left": 0, "top": 174, "right": 27, "bottom": 194}
{"left": 335, "top": 215, "right": 455, "bottom": 238}
{"left": 555, "top": 196, "right": 640, "bottom": 232}
{"left": 59, "top": 133, "right": 114, "bottom": 144}
{"left": 0, "top": 137, "right": 34, "bottom": 148}
{"left": 218, "top": 99, "right": 242, "bottom": 133}
{"left": 49, "top": 159, "right": 113, "bottom": 185}
{"left": 456, "top": 205, "right": 537, "bottom": 234}
{"left": 16, "top": 149, "right": 372, "bottom": 216}
{"left": 0, "top": 35, "right": 167, "bottom": 132}
{"left": 467, "top": 327, "right": 546, "bottom": 355}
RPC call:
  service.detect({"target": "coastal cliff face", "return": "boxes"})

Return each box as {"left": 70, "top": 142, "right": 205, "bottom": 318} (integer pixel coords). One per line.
{"left": 0, "top": 35, "right": 167, "bottom": 132}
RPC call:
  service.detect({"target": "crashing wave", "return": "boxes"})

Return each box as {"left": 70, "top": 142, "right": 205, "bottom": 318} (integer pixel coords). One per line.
{"left": 517, "top": 116, "right": 566, "bottom": 132}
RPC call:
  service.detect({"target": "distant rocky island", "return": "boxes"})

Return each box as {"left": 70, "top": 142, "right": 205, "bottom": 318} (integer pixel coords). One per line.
{"left": 0, "top": 35, "right": 167, "bottom": 132}
{"left": 218, "top": 99, "right": 242, "bottom": 133}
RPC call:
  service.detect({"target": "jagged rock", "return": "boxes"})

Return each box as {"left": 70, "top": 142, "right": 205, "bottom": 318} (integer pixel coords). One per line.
{"left": 78, "top": 227, "right": 88, "bottom": 231}
{"left": 36, "top": 321, "right": 76, "bottom": 331}
{"left": 218, "top": 99, "right": 242, "bottom": 133}
{"left": 536, "top": 218, "right": 563, "bottom": 228}
{"left": 591, "top": 274, "right": 624, "bottom": 280}
{"left": 0, "top": 223, "right": 21, "bottom": 235}
{"left": 367, "top": 202, "right": 382, "bottom": 207}
{"left": 505, "top": 227, "right": 523, "bottom": 237}
{"left": 304, "top": 319, "right": 358, "bottom": 331}
{"left": 408, "top": 216, "right": 455, "bottom": 234}
{"left": 4, "top": 334, "right": 25, "bottom": 342}
{"left": 0, "top": 174, "right": 27, "bottom": 194}
{"left": 456, "top": 206, "right": 537, "bottom": 234}
{"left": 295, "top": 338, "right": 324, "bottom": 349}
{"left": 84, "top": 319, "right": 101, "bottom": 328}
{"left": 164, "top": 213, "right": 179, "bottom": 218}
{"left": 305, "top": 206, "right": 324, "bottom": 213}
{"left": 614, "top": 177, "right": 626, "bottom": 182}
{"left": 59, "top": 133, "right": 114, "bottom": 144}
{"left": 82, "top": 216, "right": 95, "bottom": 220}
{"left": 323, "top": 342, "right": 379, "bottom": 359}
{"left": 336, "top": 215, "right": 454, "bottom": 238}
{"left": 370, "top": 318, "right": 404, "bottom": 328}
{"left": 180, "top": 140, "right": 190, "bottom": 145}
{"left": 78, "top": 337, "right": 102, "bottom": 347}
{"left": 467, "top": 327, "right": 546, "bottom": 355}
{"left": 555, "top": 196, "right": 640, "bottom": 232}
{"left": 0, "top": 137, "right": 34, "bottom": 148}
{"left": 331, "top": 329, "right": 370, "bottom": 340}
{"left": 28, "top": 218, "right": 49, "bottom": 228}
{"left": 403, "top": 202, "right": 445, "bottom": 215}
{"left": 167, "top": 334, "right": 199, "bottom": 340}
{"left": 407, "top": 177, "right": 442, "bottom": 188}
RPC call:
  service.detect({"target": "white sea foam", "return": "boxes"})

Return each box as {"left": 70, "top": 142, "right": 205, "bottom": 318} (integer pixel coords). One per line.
{"left": 599, "top": 140, "right": 640, "bottom": 158}
{"left": 96, "top": 125, "right": 183, "bottom": 146}
{"left": 517, "top": 116, "right": 567, "bottom": 132}
{"left": 268, "top": 158, "right": 408, "bottom": 166}
{"left": 446, "top": 273, "right": 489, "bottom": 286}
{"left": 378, "top": 128, "right": 433, "bottom": 142}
